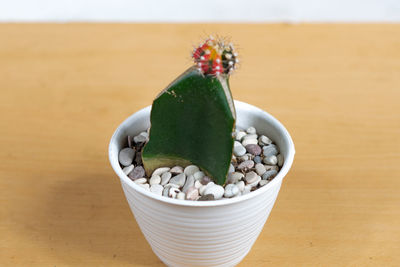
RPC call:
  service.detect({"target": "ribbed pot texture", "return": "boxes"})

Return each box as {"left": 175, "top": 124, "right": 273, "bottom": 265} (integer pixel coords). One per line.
{"left": 109, "top": 101, "right": 295, "bottom": 267}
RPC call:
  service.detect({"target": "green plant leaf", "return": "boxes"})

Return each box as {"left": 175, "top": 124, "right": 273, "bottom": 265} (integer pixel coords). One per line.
{"left": 142, "top": 66, "right": 236, "bottom": 185}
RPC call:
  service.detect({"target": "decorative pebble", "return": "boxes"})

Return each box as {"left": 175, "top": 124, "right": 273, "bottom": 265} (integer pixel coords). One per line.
{"left": 255, "top": 163, "right": 266, "bottom": 176}
{"left": 229, "top": 164, "right": 235, "bottom": 173}
{"left": 242, "top": 134, "right": 258, "bottom": 141}
{"left": 233, "top": 141, "right": 246, "bottom": 157}
{"left": 133, "top": 132, "right": 148, "bottom": 143}
{"left": 243, "top": 185, "right": 252, "bottom": 195}
{"left": 238, "top": 155, "right": 249, "bottom": 162}
{"left": 236, "top": 181, "right": 245, "bottom": 191}
{"left": 122, "top": 164, "right": 134, "bottom": 175}
{"left": 264, "top": 165, "right": 279, "bottom": 171}
{"left": 263, "top": 144, "right": 278, "bottom": 157}
{"left": 259, "top": 135, "right": 272, "bottom": 146}
{"left": 138, "top": 183, "right": 150, "bottom": 190}
{"left": 244, "top": 171, "right": 259, "bottom": 184}
{"left": 193, "top": 171, "right": 205, "bottom": 180}
{"left": 169, "top": 187, "right": 180, "bottom": 198}
{"left": 203, "top": 184, "right": 224, "bottom": 200}
{"left": 182, "top": 175, "right": 195, "bottom": 193}
{"left": 227, "top": 172, "right": 244, "bottom": 184}
{"left": 277, "top": 154, "right": 284, "bottom": 167}
{"left": 224, "top": 184, "right": 240, "bottom": 198}
{"left": 246, "top": 126, "right": 257, "bottom": 134}
{"left": 198, "top": 194, "right": 215, "bottom": 201}
{"left": 245, "top": 144, "right": 262, "bottom": 156}
{"left": 259, "top": 180, "right": 269, "bottom": 186}
{"left": 118, "top": 147, "right": 135, "bottom": 167}
{"left": 242, "top": 138, "right": 258, "bottom": 147}
{"left": 169, "top": 173, "right": 186, "bottom": 187}
{"left": 247, "top": 176, "right": 261, "bottom": 188}
{"left": 161, "top": 172, "right": 172, "bottom": 185}
{"left": 263, "top": 155, "right": 278, "bottom": 165}
{"left": 152, "top": 167, "right": 170, "bottom": 176}
{"left": 194, "top": 180, "right": 202, "bottom": 188}
{"left": 235, "top": 131, "right": 247, "bottom": 141}
{"left": 186, "top": 187, "right": 199, "bottom": 200}
{"left": 184, "top": 165, "right": 200, "bottom": 176}
{"left": 200, "top": 176, "right": 212, "bottom": 185}
{"left": 149, "top": 175, "right": 161, "bottom": 185}
{"left": 150, "top": 184, "right": 163, "bottom": 195}
{"left": 237, "top": 160, "right": 255, "bottom": 170}
{"left": 177, "top": 192, "right": 186, "bottom": 200}
{"left": 199, "top": 185, "right": 207, "bottom": 196}
{"left": 254, "top": 156, "right": 262, "bottom": 164}
{"left": 134, "top": 178, "right": 147, "bottom": 184}
{"left": 128, "top": 166, "right": 145, "bottom": 180}
{"left": 262, "top": 170, "right": 278, "bottom": 180}
{"left": 170, "top": 166, "right": 183, "bottom": 175}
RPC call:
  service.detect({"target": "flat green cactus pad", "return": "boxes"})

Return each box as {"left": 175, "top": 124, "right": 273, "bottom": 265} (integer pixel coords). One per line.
{"left": 142, "top": 66, "right": 236, "bottom": 185}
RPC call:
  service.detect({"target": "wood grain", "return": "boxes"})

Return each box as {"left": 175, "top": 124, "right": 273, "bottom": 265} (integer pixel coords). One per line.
{"left": 1, "top": 24, "right": 399, "bottom": 266}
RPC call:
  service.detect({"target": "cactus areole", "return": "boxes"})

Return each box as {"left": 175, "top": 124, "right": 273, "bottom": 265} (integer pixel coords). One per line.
{"left": 142, "top": 36, "right": 239, "bottom": 185}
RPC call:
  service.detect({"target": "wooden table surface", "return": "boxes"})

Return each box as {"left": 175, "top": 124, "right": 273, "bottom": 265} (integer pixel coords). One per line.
{"left": 1, "top": 24, "right": 399, "bottom": 266}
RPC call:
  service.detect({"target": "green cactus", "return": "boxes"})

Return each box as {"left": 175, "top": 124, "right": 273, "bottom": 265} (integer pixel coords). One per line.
{"left": 142, "top": 37, "right": 239, "bottom": 185}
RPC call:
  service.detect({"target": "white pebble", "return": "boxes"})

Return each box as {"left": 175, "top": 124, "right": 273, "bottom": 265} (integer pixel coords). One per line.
{"left": 242, "top": 138, "right": 258, "bottom": 147}
{"left": 194, "top": 180, "right": 202, "bottom": 189}
{"left": 193, "top": 171, "right": 205, "bottom": 180}
{"left": 238, "top": 155, "right": 249, "bottom": 161}
{"left": 229, "top": 164, "right": 235, "bottom": 173}
{"left": 258, "top": 135, "right": 272, "bottom": 146}
{"left": 122, "top": 164, "right": 134, "bottom": 175}
{"left": 236, "top": 181, "right": 245, "bottom": 191}
{"left": 224, "top": 184, "right": 240, "bottom": 198}
{"left": 255, "top": 163, "right": 266, "bottom": 176}
{"left": 170, "top": 166, "right": 184, "bottom": 174}
{"left": 118, "top": 147, "right": 135, "bottom": 167}
{"left": 138, "top": 183, "right": 150, "bottom": 190}
{"left": 247, "top": 176, "right": 261, "bottom": 188}
{"left": 259, "top": 180, "right": 269, "bottom": 186}
{"left": 134, "top": 178, "right": 147, "bottom": 184}
{"left": 243, "top": 185, "right": 252, "bottom": 194}
{"left": 161, "top": 172, "right": 172, "bottom": 185}
{"left": 246, "top": 126, "right": 257, "bottom": 134}
{"left": 150, "top": 184, "right": 163, "bottom": 195}
{"left": 177, "top": 192, "right": 186, "bottom": 200}
{"left": 235, "top": 131, "right": 247, "bottom": 141}
{"left": 149, "top": 175, "right": 161, "bottom": 185}
{"left": 263, "top": 145, "right": 278, "bottom": 157}
{"left": 199, "top": 185, "right": 207, "bottom": 196}
{"left": 169, "top": 173, "right": 186, "bottom": 187}
{"left": 186, "top": 187, "right": 199, "bottom": 200}
{"left": 233, "top": 141, "right": 246, "bottom": 157}
{"left": 184, "top": 165, "right": 200, "bottom": 176}
{"left": 277, "top": 154, "right": 284, "bottom": 167}
{"left": 265, "top": 165, "right": 279, "bottom": 171}
{"left": 262, "top": 170, "right": 278, "bottom": 180}
{"left": 263, "top": 155, "right": 278, "bottom": 165}
{"left": 182, "top": 175, "right": 195, "bottom": 193}
{"left": 133, "top": 132, "right": 148, "bottom": 143}
{"left": 204, "top": 184, "right": 224, "bottom": 200}
{"left": 245, "top": 171, "right": 259, "bottom": 184}
{"left": 152, "top": 167, "right": 170, "bottom": 176}
{"left": 169, "top": 187, "right": 180, "bottom": 198}
{"left": 242, "top": 134, "right": 258, "bottom": 141}
{"left": 227, "top": 172, "right": 244, "bottom": 184}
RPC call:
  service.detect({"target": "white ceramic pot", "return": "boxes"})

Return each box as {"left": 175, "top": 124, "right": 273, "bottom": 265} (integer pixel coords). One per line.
{"left": 109, "top": 100, "right": 295, "bottom": 267}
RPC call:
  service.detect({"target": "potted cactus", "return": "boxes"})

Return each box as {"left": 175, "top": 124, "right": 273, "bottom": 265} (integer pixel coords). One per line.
{"left": 109, "top": 36, "right": 295, "bottom": 266}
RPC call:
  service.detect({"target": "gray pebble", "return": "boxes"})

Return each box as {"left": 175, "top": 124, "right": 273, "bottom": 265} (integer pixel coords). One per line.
{"left": 161, "top": 172, "right": 172, "bottom": 185}
{"left": 150, "top": 184, "right": 163, "bottom": 195}
{"left": 238, "top": 155, "right": 249, "bottom": 162}
{"left": 244, "top": 171, "right": 259, "bottom": 184}
{"left": 133, "top": 132, "right": 148, "bottom": 143}
{"left": 255, "top": 163, "right": 267, "bottom": 176}
{"left": 184, "top": 165, "right": 200, "bottom": 176}
{"left": 258, "top": 135, "right": 272, "bottom": 146}
{"left": 224, "top": 184, "right": 240, "bottom": 198}
{"left": 200, "top": 176, "right": 212, "bottom": 185}
{"left": 170, "top": 166, "right": 183, "bottom": 175}
{"left": 227, "top": 172, "right": 244, "bottom": 184}
{"left": 198, "top": 194, "right": 215, "bottom": 201}
{"left": 122, "top": 164, "right": 134, "bottom": 175}
{"left": 128, "top": 166, "right": 145, "bottom": 180}
{"left": 152, "top": 167, "right": 170, "bottom": 176}
{"left": 203, "top": 184, "right": 224, "bottom": 200}
{"left": 263, "top": 155, "right": 278, "bottom": 165}
{"left": 237, "top": 160, "right": 255, "bottom": 170}
{"left": 233, "top": 141, "right": 246, "bottom": 157}
{"left": 169, "top": 173, "right": 186, "bottom": 187}
{"left": 246, "top": 127, "right": 257, "bottom": 134}
{"left": 182, "top": 175, "right": 195, "bottom": 193}
{"left": 235, "top": 131, "right": 247, "bottom": 141}
{"left": 259, "top": 180, "right": 269, "bottom": 186}
{"left": 149, "top": 175, "right": 161, "bottom": 185}
{"left": 254, "top": 156, "right": 262, "bottom": 164}
{"left": 265, "top": 165, "right": 279, "bottom": 171}
{"left": 262, "top": 170, "right": 278, "bottom": 180}
{"left": 186, "top": 187, "right": 199, "bottom": 200}
{"left": 119, "top": 147, "right": 135, "bottom": 167}
{"left": 263, "top": 144, "right": 278, "bottom": 157}
{"left": 245, "top": 144, "right": 262, "bottom": 156}
{"left": 277, "top": 154, "right": 284, "bottom": 167}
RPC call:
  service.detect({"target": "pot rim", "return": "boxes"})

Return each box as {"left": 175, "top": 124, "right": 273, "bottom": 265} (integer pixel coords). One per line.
{"left": 109, "top": 100, "right": 295, "bottom": 207}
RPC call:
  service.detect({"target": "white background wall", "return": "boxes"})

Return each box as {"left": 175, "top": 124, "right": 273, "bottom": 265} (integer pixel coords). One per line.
{"left": 1, "top": 0, "right": 400, "bottom": 22}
